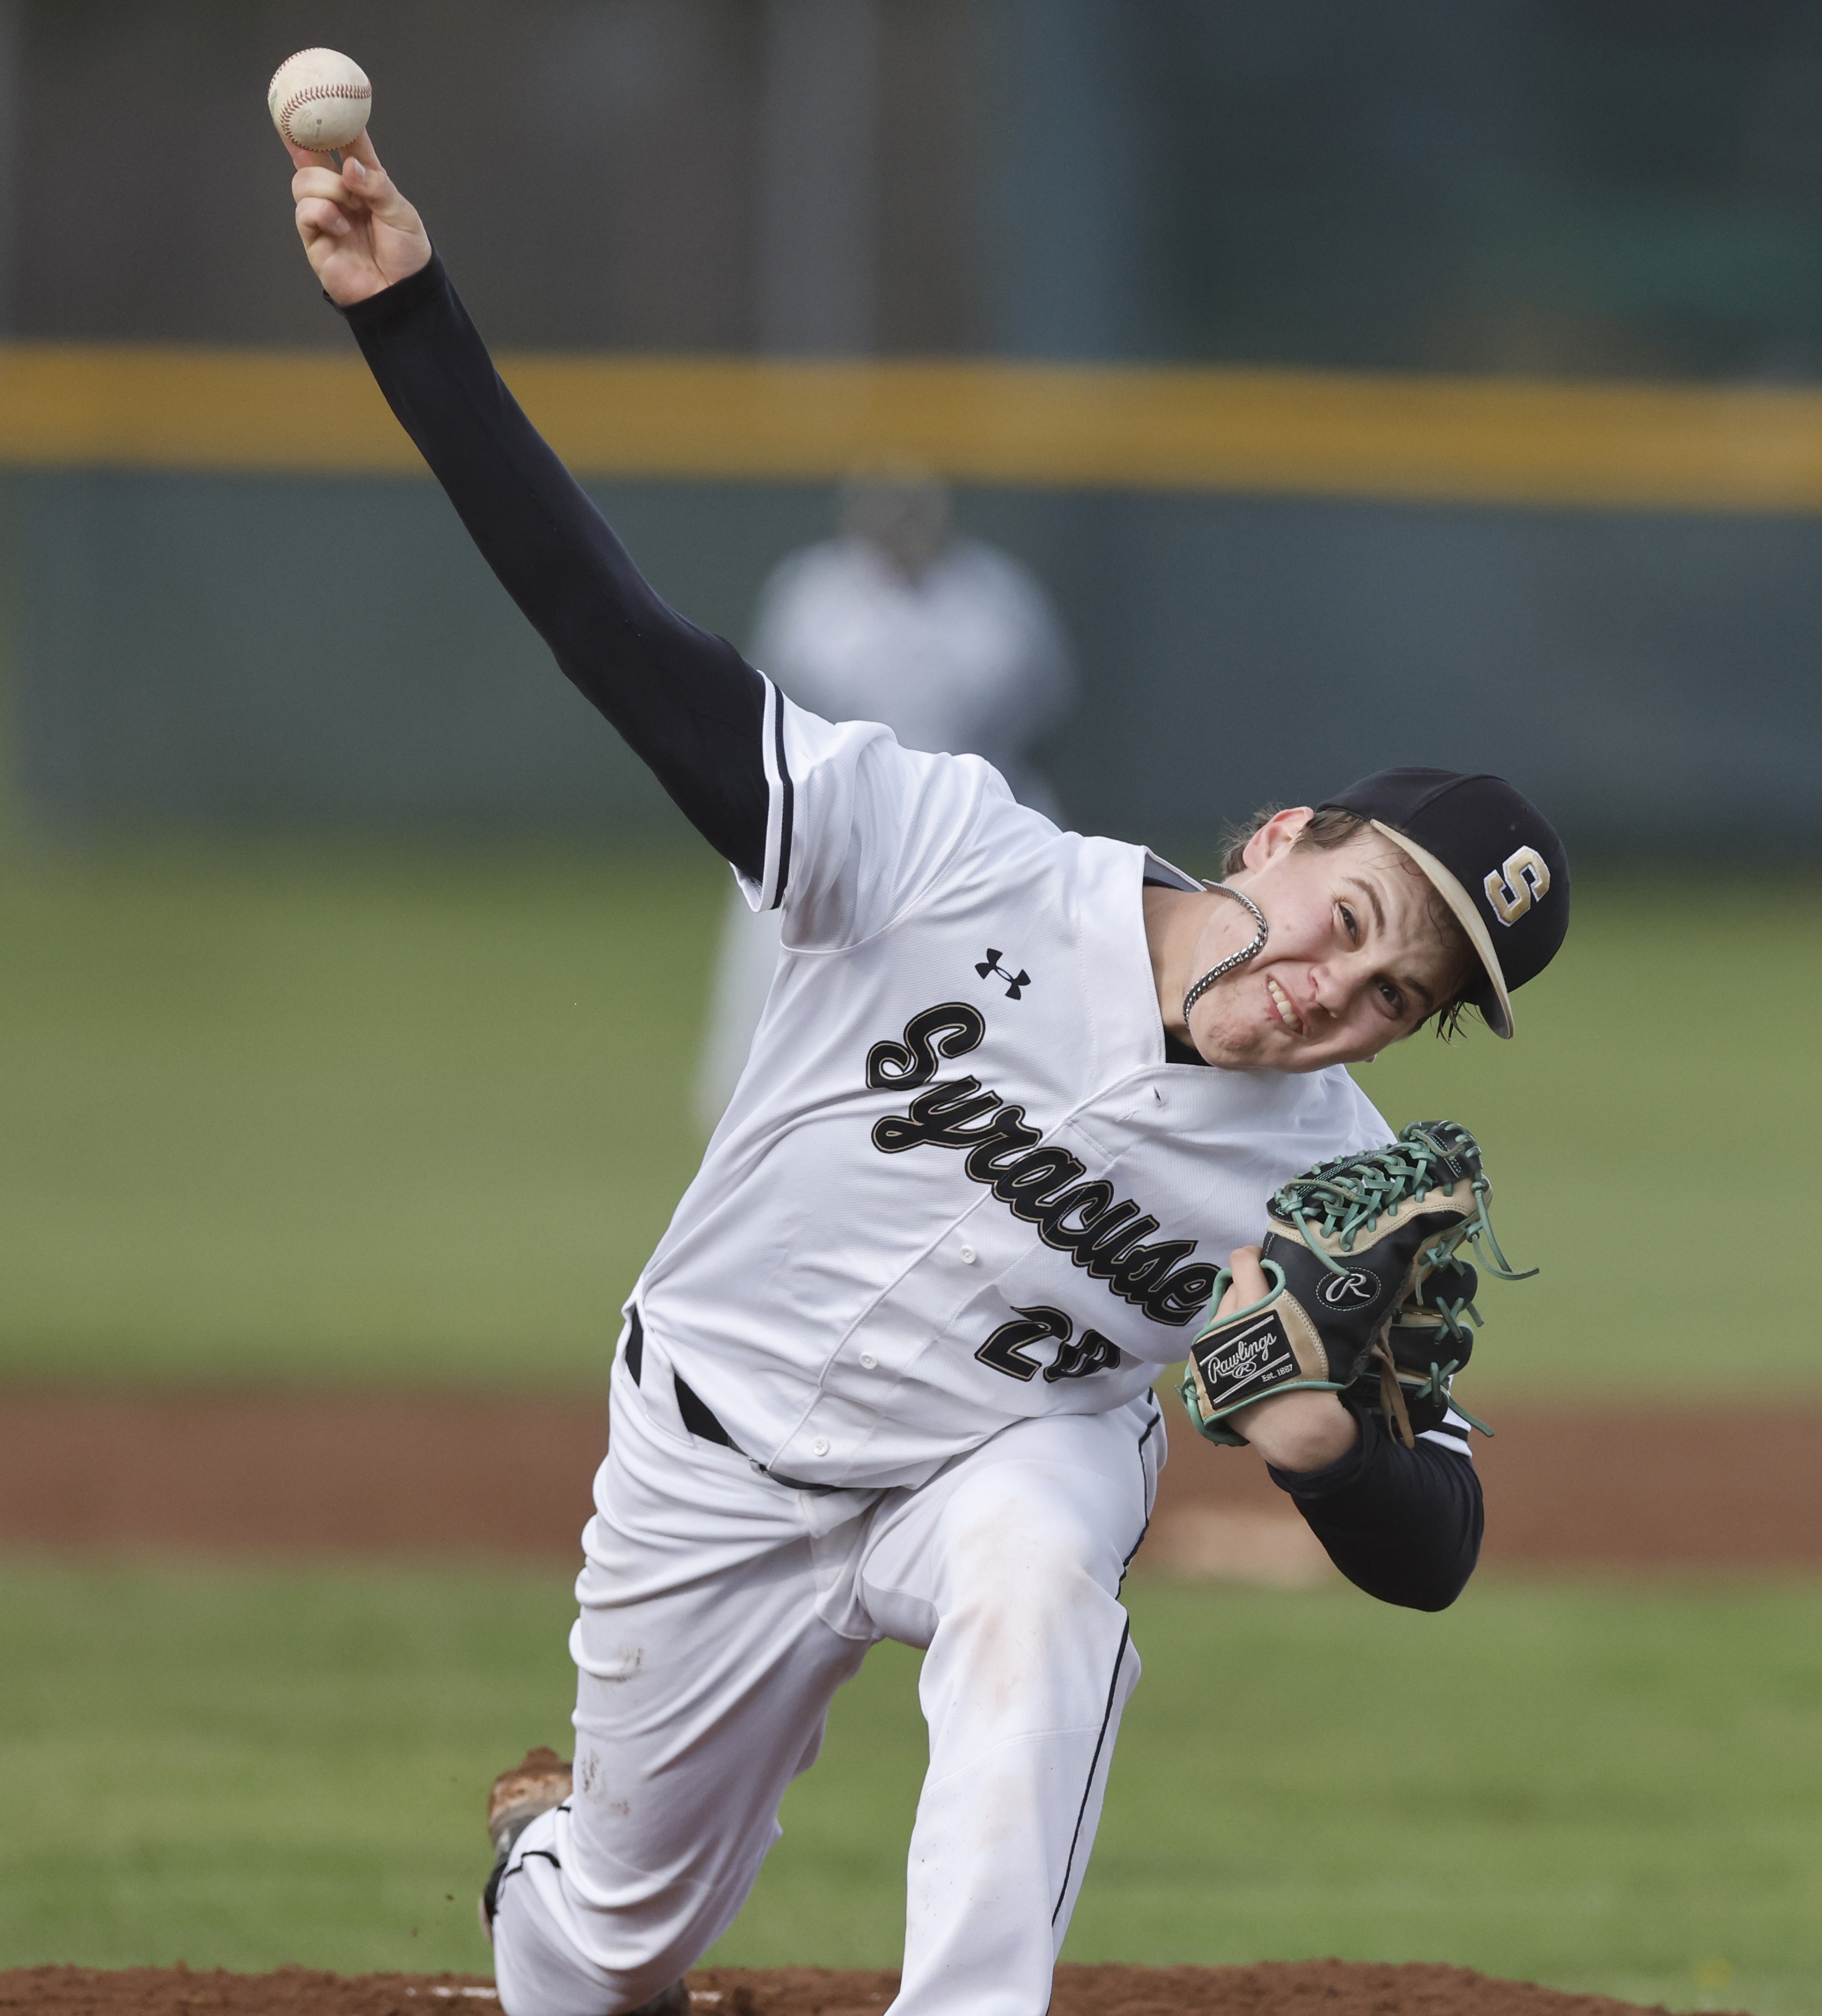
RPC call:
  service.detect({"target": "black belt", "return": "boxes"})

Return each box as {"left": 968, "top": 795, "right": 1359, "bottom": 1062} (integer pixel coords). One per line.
{"left": 624, "top": 1309, "right": 841, "bottom": 1493}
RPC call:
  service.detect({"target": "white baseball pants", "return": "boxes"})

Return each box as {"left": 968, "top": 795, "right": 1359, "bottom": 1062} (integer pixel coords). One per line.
{"left": 491, "top": 1330, "right": 1163, "bottom": 2016}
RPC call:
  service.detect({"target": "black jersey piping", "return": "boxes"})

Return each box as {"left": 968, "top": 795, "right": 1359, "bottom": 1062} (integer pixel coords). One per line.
{"left": 1052, "top": 1617, "right": 1132, "bottom": 1924}
{"left": 624, "top": 1307, "right": 645, "bottom": 1386}
{"left": 770, "top": 685, "right": 795, "bottom": 911}
{"left": 1120, "top": 1403, "right": 1161, "bottom": 1581}
{"left": 673, "top": 1371, "right": 739, "bottom": 1448}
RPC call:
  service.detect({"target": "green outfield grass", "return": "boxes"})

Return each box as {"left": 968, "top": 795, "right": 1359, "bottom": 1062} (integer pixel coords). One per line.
{"left": 1355, "top": 867, "right": 1822, "bottom": 1401}
{"left": 0, "top": 841, "right": 720, "bottom": 1388}
{"left": 0, "top": 839, "right": 1816, "bottom": 1395}
{"left": 0, "top": 1558, "right": 1814, "bottom": 2013}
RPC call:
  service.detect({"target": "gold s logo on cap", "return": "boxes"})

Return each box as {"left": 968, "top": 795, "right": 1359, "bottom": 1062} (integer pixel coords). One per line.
{"left": 1484, "top": 846, "right": 1551, "bottom": 925}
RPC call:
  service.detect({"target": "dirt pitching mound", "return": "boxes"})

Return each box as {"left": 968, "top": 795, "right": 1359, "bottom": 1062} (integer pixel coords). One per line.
{"left": 6, "top": 1391, "right": 1821, "bottom": 1573}
{"left": 0, "top": 1963, "right": 1735, "bottom": 2015}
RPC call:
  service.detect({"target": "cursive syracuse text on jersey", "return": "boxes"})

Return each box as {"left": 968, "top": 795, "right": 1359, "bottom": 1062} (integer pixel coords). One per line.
{"left": 865, "top": 1002, "right": 1219, "bottom": 1327}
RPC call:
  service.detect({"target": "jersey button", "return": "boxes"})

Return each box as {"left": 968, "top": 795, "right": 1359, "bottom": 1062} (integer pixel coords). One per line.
{"left": 959, "top": 1245, "right": 977, "bottom": 1264}
{"left": 812, "top": 1437, "right": 830, "bottom": 1456}
{"left": 859, "top": 1353, "right": 878, "bottom": 1370}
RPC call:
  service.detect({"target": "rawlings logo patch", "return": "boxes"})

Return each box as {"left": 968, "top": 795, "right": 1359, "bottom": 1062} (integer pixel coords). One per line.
{"left": 1195, "top": 1312, "right": 1300, "bottom": 1400}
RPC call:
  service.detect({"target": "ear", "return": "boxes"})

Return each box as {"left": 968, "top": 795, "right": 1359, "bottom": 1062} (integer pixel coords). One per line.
{"left": 1240, "top": 805, "right": 1313, "bottom": 871}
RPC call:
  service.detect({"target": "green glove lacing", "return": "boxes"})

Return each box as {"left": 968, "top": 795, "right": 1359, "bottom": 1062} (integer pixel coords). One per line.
{"left": 1269, "top": 1121, "right": 1535, "bottom": 1285}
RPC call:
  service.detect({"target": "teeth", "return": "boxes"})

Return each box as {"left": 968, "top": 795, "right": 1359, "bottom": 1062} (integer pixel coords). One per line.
{"left": 1267, "top": 977, "right": 1304, "bottom": 1035}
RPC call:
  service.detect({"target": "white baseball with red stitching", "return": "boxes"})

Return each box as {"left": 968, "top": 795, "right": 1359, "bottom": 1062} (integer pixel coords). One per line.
{"left": 268, "top": 47, "right": 371, "bottom": 153}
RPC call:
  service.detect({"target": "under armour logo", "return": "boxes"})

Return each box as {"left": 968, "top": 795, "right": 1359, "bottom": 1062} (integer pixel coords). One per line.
{"left": 1317, "top": 1268, "right": 1379, "bottom": 1309}
{"left": 976, "top": 949, "right": 1030, "bottom": 1000}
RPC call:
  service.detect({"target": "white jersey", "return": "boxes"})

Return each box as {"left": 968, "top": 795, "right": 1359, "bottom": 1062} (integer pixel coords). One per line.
{"left": 636, "top": 687, "right": 1392, "bottom": 1491}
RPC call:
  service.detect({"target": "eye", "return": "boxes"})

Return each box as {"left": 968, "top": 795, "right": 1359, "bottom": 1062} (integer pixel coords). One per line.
{"left": 1378, "top": 978, "right": 1405, "bottom": 1017}
{"left": 1338, "top": 902, "right": 1360, "bottom": 943}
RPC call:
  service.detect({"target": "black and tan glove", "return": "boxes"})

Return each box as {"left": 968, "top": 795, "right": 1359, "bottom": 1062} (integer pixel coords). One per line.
{"left": 1177, "top": 1120, "right": 1530, "bottom": 1450}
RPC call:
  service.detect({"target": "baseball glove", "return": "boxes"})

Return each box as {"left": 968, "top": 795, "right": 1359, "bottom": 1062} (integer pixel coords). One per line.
{"left": 1177, "top": 1120, "right": 1530, "bottom": 1450}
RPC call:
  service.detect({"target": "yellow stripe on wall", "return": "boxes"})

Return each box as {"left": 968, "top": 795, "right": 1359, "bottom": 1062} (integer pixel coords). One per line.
{"left": 5, "top": 341, "right": 1822, "bottom": 512}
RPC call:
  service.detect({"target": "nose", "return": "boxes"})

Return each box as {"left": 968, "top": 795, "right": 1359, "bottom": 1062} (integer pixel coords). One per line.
{"left": 1306, "top": 957, "right": 1370, "bottom": 1025}
{"left": 1304, "top": 962, "right": 1345, "bottom": 1021}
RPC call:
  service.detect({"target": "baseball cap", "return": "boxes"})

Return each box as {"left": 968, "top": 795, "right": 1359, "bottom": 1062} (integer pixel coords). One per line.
{"left": 1318, "top": 768, "right": 1569, "bottom": 1039}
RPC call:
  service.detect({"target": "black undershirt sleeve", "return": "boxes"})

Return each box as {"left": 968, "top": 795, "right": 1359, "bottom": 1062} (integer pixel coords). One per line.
{"left": 338, "top": 255, "right": 771, "bottom": 882}
{"left": 1268, "top": 1407, "right": 1483, "bottom": 1610}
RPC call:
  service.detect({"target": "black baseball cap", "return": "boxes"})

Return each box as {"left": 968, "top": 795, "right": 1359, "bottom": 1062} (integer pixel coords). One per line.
{"left": 1319, "top": 768, "right": 1569, "bottom": 1039}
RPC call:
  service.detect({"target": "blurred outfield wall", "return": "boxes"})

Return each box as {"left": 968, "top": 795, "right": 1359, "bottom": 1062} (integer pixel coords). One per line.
{"left": 6, "top": 0, "right": 1822, "bottom": 854}
{"left": 14, "top": 462, "right": 1822, "bottom": 855}
{"left": 12, "top": 343, "right": 1822, "bottom": 852}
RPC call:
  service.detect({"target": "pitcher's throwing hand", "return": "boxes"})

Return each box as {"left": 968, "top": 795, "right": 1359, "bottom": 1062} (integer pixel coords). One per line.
{"left": 285, "top": 130, "right": 429, "bottom": 305}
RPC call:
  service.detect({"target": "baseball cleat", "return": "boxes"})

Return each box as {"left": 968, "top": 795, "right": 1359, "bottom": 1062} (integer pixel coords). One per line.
{"left": 479, "top": 1745, "right": 573, "bottom": 1937}
{"left": 621, "top": 1988, "right": 689, "bottom": 2016}
{"left": 477, "top": 1750, "right": 687, "bottom": 2014}
{"left": 485, "top": 1745, "right": 573, "bottom": 1860}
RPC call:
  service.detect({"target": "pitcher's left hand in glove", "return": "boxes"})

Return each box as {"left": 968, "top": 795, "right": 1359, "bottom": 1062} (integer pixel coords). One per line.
{"left": 1178, "top": 1120, "right": 1530, "bottom": 1450}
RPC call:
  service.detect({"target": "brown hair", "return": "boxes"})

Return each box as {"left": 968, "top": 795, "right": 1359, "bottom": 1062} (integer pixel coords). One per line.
{"left": 1219, "top": 804, "right": 1475, "bottom": 1039}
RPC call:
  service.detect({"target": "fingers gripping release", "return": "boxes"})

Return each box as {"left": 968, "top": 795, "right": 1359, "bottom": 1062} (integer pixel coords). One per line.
{"left": 1177, "top": 1120, "right": 1533, "bottom": 1450}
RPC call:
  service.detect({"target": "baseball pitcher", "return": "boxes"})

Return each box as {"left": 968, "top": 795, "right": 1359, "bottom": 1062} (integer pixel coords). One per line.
{"left": 282, "top": 133, "right": 1570, "bottom": 2016}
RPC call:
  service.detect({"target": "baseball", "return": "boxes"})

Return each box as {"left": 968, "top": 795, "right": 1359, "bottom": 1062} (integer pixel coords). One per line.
{"left": 268, "top": 47, "right": 371, "bottom": 153}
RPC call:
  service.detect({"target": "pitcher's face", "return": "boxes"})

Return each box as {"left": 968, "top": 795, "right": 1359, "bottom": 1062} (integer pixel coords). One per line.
{"left": 1187, "top": 813, "right": 1472, "bottom": 1073}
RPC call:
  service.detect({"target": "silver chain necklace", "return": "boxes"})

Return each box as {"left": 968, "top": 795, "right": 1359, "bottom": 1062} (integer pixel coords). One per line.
{"left": 1181, "top": 882, "right": 1269, "bottom": 1025}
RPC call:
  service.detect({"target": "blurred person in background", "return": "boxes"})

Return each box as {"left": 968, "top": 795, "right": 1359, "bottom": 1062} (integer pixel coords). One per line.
{"left": 695, "top": 467, "right": 1074, "bottom": 1128}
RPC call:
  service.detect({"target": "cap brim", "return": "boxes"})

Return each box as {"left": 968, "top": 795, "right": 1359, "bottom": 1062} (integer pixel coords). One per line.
{"left": 1368, "top": 819, "right": 1515, "bottom": 1038}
